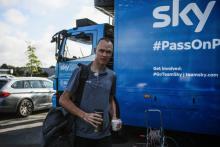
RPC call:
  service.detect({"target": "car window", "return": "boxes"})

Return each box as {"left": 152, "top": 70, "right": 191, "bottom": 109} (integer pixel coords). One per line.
{"left": 24, "top": 80, "right": 31, "bottom": 88}
{"left": 30, "top": 80, "right": 43, "bottom": 88}
{"left": 42, "top": 80, "right": 53, "bottom": 88}
{"left": 0, "top": 80, "right": 8, "bottom": 89}
{"left": 11, "top": 81, "right": 24, "bottom": 88}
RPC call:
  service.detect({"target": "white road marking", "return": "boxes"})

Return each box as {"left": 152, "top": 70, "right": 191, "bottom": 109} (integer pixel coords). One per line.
{"left": 0, "top": 122, "right": 43, "bottom": 133}
{"left": 0, "top": 112, "right": 47, "bottom": 133}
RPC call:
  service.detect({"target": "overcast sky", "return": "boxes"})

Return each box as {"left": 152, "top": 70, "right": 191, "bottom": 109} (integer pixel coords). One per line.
{"left": 0, "top": 0, "right": 109, "bottom": 67}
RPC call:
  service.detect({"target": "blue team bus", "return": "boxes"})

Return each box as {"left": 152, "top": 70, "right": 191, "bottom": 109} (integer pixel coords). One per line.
{"left": 51, "top": 0, "right": 220, "bottom": 136}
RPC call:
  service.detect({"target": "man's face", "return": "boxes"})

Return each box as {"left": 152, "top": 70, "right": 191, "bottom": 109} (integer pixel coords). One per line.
{"left": 95, "top": 40, "right": 113, "bottom": 65}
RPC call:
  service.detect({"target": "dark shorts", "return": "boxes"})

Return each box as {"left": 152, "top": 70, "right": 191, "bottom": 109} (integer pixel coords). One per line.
{"left": 75, "top": 136, "right": 112, "bottom": 147}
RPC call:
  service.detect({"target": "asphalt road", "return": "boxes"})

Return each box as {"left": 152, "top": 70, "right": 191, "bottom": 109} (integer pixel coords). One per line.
{"left": 0, "top": 111, "right": 219, "bottom": 147}
{"left": 0, "top": 110, "right": 133, "bottom": 147}
{"left": 0, "top": 110, "right": 46, "bottom": 147}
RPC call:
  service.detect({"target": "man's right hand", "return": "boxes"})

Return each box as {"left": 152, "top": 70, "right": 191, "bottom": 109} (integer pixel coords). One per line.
{"left": 82, "top": 113, "right": 103, "bottom": 128}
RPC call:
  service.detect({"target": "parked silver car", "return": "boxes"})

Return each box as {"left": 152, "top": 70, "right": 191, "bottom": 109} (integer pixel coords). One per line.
{"left": 0, "top": 77, "right": 54, "bottom": 117}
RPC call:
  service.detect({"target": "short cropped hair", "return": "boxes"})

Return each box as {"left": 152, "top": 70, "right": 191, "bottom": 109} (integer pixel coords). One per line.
{"left": 97, "top": 37, "right": 113, "bottom": 45}
{"left": 95, "top": 37, "right": 113, "bottom": 53}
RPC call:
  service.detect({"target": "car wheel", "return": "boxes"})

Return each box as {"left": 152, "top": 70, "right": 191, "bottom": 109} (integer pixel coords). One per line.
{"left": 17, "top": 99, "right": 33, "bottom": 117}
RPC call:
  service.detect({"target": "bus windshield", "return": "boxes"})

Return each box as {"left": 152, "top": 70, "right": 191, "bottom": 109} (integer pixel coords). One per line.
{"left": 64, "top": 33, "right": 93, "bottom": 60}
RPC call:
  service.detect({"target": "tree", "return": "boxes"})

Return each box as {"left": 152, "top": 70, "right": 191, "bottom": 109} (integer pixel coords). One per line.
{"left": 1, "top": 63, "right": 8, "bottom": 69}
{"left": 26, "top": 44, "right": 42, "bottom": 76}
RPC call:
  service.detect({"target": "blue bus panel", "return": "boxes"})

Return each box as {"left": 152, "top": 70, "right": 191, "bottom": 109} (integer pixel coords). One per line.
{"left": 114, "top": 0, "right": 220, "bottom": 135}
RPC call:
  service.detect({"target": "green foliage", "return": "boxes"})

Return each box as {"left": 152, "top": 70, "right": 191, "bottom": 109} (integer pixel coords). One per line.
{"left": 13, "top": 67, "right": 25, "bottom": 76}
{"left": 1, "top": 64, "right": 8, "bottom": 69}
{"left": 26, "top": 44, "right": 42, "bottom": 76}
{"left": 0, "top": 64, "right": 53, "bottom": 77}
{"left": 0, "top": 44, "right": 54, "bottom": 77}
